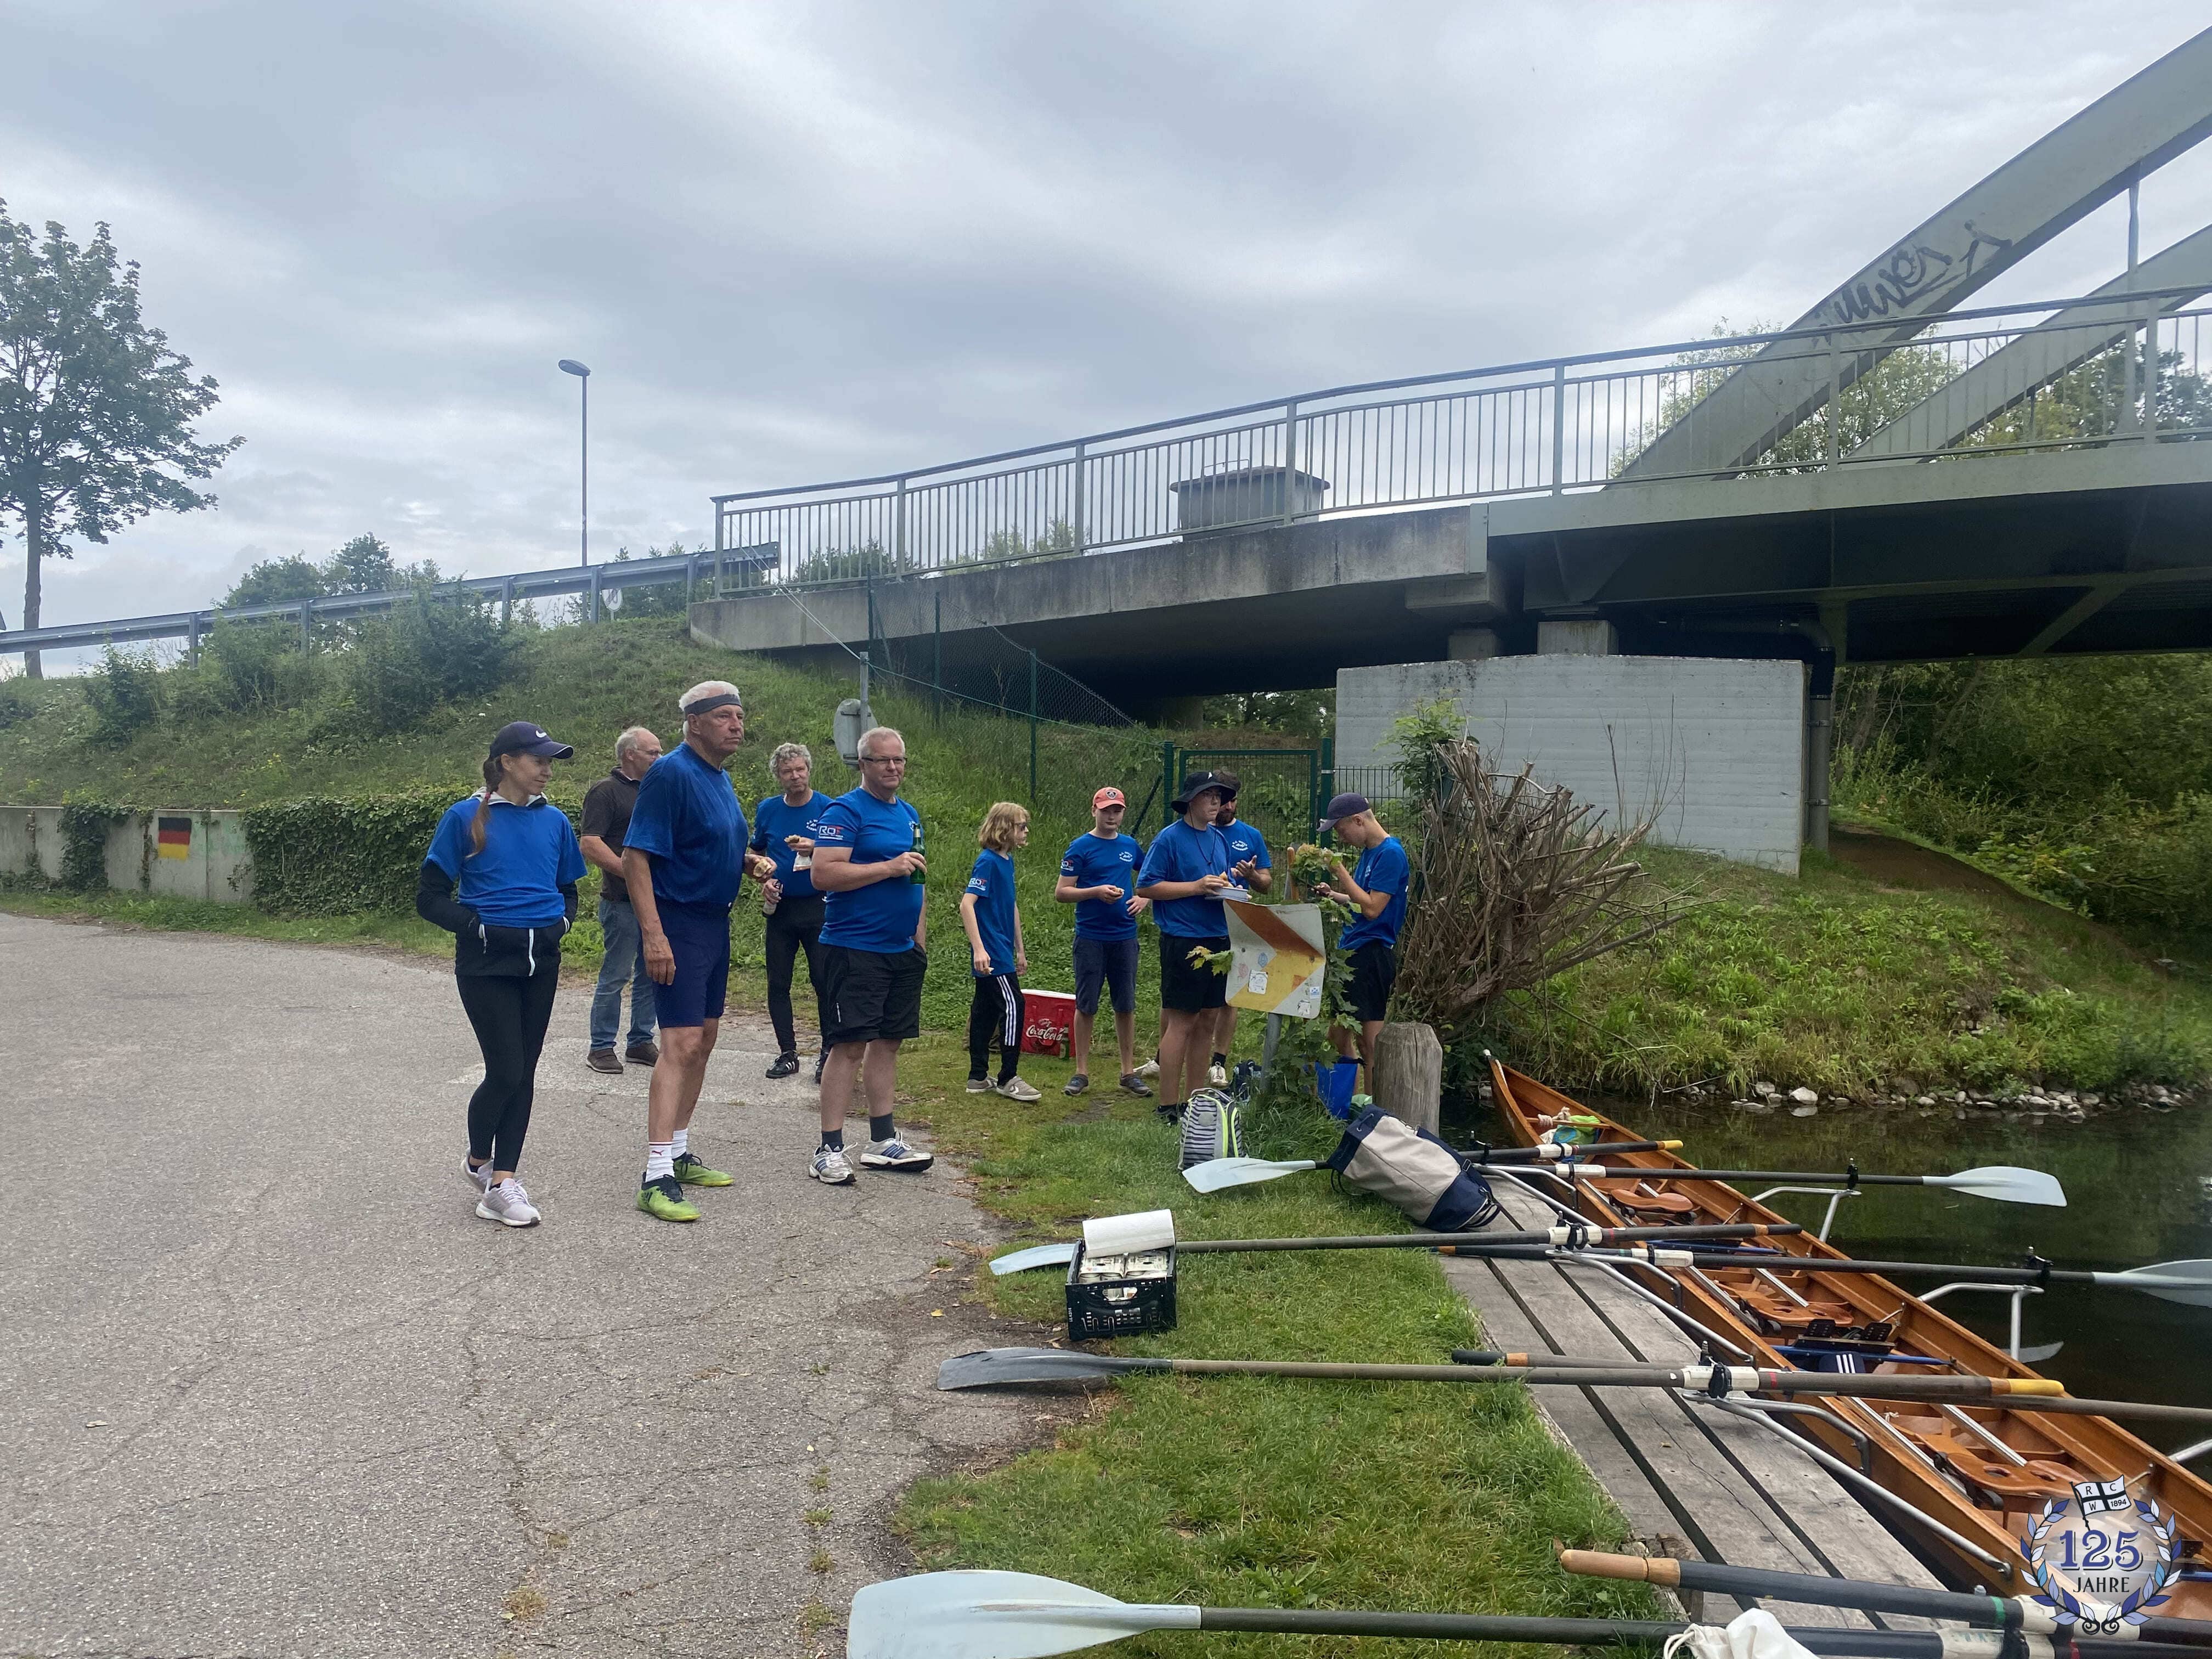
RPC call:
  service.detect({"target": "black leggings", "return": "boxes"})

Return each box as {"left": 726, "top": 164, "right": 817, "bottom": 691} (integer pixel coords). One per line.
{"left": 968, "top": 973, "right": 1026, "bottom": 1083}
{"left": 456, "top": 971, "right": 560, "bottom": 1173}
{"left": 764, "top": 896, "right": 829, "bottom": 1056}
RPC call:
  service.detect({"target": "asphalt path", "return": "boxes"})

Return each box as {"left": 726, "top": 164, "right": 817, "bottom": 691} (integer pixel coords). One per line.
{"left": 0, "top": 913, "right": 1036, "bottom": 1658}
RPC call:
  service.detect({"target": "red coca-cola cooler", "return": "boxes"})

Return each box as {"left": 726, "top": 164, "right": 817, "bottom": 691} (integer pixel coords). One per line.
{"left": 1022, "top": 990, "right": 1077, "bottom": 1057}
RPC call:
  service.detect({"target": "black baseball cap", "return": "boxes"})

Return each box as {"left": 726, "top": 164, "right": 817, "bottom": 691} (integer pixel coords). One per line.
{"left": 488, "top": 720, "right": 574, "bottom": 760}
{"left": 1317, "top": 792, "right": 1371, "bottom": 833}
{"left": 1172, "top": 770, "right": 1238, "bottom": 812}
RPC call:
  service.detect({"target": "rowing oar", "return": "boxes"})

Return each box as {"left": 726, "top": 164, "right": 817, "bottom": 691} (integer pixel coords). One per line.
{"left": 1486, "top": 1160, "right": 2068, "bottom": 1209}
{"left": 1556, "top": 1549, "right": 2212, "bottom": 1647}
{"left": 988, "top": 1219, "right": 1801, "bottom": 1275}
{"left": 1184, "top": 1138, "right": 1683, "bottom": 1194}
{"left": 847, "top": 1568, "right": 2212, "bottom": 1659}
{"left": 1469, "top": 1242, "right": 2212, "bottom": 1307}
{"left": 935, "top": 1347, "right": 2212, "bottom": 1426}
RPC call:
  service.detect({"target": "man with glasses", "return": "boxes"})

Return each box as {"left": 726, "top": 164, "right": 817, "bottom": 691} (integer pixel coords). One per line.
{"left": 807, "top": 727, "right": 933, "bottom": 1186}
{"left": 1054, "top": 787, "right": 1151, "bottom": 1098}
{"left": 751, "top": 741, "right": 832, "bottom": 1083}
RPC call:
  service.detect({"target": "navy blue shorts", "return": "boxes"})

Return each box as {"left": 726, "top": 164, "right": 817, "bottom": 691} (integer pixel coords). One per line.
{"left": 656, "top": 901, "right": 732, "bottom": 1028}
{"left": 1073, "top": 935, "right": 1139, "bottom": 1016}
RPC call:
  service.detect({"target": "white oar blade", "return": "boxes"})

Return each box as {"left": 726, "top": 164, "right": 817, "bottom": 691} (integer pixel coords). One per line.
{"left": 1182, "top": 1157, "right": 1317, "bottom": 1194}
{"left": 989, "top": 1243, "right": 1078, "bottom": 1276}
{"left": 1929, "top": 1166, "right": 2067, "bottom": 1207}
{"left": 2017, "top": 1341, "right": 2066, "bottom": 1363}
{"left": 849, "top": 1570, "right": 1195, "bottom": 1659}
{"left": 2100, "top": 1260, "right": 2212, "bottom": 1307}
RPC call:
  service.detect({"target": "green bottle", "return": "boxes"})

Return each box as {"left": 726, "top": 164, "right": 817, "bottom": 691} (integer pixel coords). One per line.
{"left": 909, "top": 815, "right": 927, "bottom": 884}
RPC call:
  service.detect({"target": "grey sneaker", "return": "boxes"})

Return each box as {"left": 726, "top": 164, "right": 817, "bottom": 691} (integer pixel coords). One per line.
{"left": 810, "top": 1146, "right": 856, "bottom": 1185}
{"left": 860, "top": 1137, "right": 934, "bottom": 1171}
{"left": 1119, "top": 1072, "right": 1154, "bottom": 1098}
{"left": 476, "top": 1177, "right": 540, "bottom": 1227}
{"left": 1064, "top": 1073, "right": 1091, "bottom": 1097}
{"left": 994, "top": 1076, "right": 1042, "bottom": 1103}
{"left": 964, "top": 1077, "right": 993, "bottom": 1093}
{"left": 464, "top": 1156, "right": 493, "bottom": 1194}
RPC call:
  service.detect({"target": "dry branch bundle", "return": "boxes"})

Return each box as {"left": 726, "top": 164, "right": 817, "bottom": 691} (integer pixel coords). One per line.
{"left": 1392, "top": 739, "right": 1696, "bottom": 1035}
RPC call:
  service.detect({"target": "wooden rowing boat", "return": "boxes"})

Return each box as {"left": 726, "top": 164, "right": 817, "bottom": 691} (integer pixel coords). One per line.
{"left": 1487, "top": 1057, "right": 2212, "bottom": 1604}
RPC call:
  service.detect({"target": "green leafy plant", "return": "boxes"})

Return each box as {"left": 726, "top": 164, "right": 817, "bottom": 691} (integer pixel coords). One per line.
{"left": 341, "top": 586, "right": 516, "bottom": 735}
{"left": 82, "top": 647, "right": 162, "bottom": 745}
{"left": 58, "top": 798, "right": 127, "bottom": 890}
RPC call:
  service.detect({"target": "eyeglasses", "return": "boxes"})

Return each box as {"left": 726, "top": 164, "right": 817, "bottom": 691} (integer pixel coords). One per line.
{"left": 859, "top": 754, "right": 908, "bottom": 766}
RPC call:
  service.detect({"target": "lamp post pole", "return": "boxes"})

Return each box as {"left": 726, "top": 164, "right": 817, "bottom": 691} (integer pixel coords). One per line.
{"left": 558, "top": 360, "right": 591, "bottom": 568}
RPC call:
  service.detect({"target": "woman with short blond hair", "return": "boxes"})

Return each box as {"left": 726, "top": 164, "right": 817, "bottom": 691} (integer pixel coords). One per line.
{"left": 960, "top": 800, "right": 1037, "bottom": 1101}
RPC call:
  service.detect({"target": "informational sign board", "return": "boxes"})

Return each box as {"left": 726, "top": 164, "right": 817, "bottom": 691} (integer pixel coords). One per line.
{"left": 1224, "top": 899, "right": 1326, "bottom": 1019}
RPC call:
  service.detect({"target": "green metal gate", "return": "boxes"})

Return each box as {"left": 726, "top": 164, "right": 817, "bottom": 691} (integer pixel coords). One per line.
{"left": 1159, "top": 744, "right": 1331, "bottom": 851}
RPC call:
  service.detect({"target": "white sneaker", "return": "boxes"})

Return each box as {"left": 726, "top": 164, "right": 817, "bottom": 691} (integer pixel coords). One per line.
{"left": 1135, "top": 1058, "right": 1159, "bottom": 1079}
{"left": 1209, "top": 1063, "right": 1229, "bottom": 1088}
{"left": 994, "top": 1076, "right": 1042, "bottom": 1103}
{"left": 860, "top": 1137, "right": 935, "bottom": 1171}
{"left": 476, "top": 1177, "right": 540, "bottom": 1227}
{"left": 810, "top": 1146, "right": 856, "bottom": 1185}
{"left": 464, "top": 1156, "right": 493, "bottom": 1195}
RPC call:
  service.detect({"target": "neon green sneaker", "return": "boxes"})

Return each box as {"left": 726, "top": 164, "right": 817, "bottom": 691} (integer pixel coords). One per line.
{"left": 672, "top": 1151, "right": 732, "bottom": 1187}
{"left": 636, "top": 1175, "right": 699, "bottom": 1222}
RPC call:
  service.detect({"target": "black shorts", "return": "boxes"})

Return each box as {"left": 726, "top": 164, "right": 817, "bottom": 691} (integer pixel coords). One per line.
{"left": 1346, "top": 940, "right": 1397, "bottom": 1025}
{"left": 1073, "top": 935, "right": 1139, "bottom": 1016}
{"left": 1159, "top": 933, "right": 1230, "bottom": 1014}
{"left": 821, "top": 943, "right": 928, "bottom": 1047}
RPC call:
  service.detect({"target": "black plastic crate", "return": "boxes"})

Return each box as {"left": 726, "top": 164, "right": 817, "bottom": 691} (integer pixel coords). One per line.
{"left": 1065, "top": 1240, "right": 1178, "bottom": 1340}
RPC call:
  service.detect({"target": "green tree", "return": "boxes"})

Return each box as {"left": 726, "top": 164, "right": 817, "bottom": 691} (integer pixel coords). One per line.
{"left": 0, "top": 203, "right": 242, "bottom": 675}
{"left": 221, "top": 554, "right": 326, "bottom": 610}
{"left": 322, "top": 533, "right": 399, "bottom": 594}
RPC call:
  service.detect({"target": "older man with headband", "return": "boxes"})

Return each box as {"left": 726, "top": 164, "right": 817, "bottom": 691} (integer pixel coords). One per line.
{"left": 620, "top": 681, "right": 776, "bottom": 1223}
{"left": 580, "top": 724, "right": 664, "bottom": 1073}
{"left": 808, "top": 725, "right": 933, "bottom": 1186}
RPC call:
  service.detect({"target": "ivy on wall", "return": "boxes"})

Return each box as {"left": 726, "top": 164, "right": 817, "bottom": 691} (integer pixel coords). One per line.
{"left": 58, "top": 800, "right": 129, "bottom": 893}
{"left": 241, "top": 787, "right": 584, "bottom": 915}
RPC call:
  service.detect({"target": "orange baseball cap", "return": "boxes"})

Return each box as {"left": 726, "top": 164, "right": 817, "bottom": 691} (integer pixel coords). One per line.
{"left": 1092, "top": 787, "right": 1126, "bottom": 808}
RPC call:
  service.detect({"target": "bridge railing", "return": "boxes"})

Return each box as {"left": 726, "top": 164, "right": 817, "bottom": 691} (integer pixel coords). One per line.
{"left": 712, "top": 287, "right": 2212, "bottom": 590}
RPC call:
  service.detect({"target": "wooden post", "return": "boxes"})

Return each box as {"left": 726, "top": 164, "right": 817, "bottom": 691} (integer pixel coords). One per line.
{"left": 1372, "top": 1022, "right": 1443, "bottom": 1136}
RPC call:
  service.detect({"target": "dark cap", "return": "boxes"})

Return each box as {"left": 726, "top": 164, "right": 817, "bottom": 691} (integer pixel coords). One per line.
{"left": 1317, "top": 792, "right": 1370, "bottom": 833}
{"left": 1172, "top": 770, "right": 1238, "bottom": 812}
{"left": 489, "top": 720, "right": 574, "bottom": 760}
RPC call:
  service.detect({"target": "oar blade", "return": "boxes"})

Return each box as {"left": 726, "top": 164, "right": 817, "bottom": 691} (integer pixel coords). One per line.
{"left": 1931, "top": 1166, "right": 2067, "bottom": 1207}
{"left": 989, "top": 1242, "right": 1079, "bottom": 1276}
{"left": 849, "top": 1570, "right": 1189, "bottom": 1659}
{"left": 1182, "top": 1156, "right": 1317, "bottom": 1194}
{"left": 2104, "top": 1259, "right": 2212, "bottom": 1307}
{"left": 937, "top": 1347, "right": 1133, "bottom": 1390}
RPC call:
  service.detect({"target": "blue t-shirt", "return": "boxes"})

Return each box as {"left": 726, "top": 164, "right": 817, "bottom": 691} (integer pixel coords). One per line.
{"left": 621, "top": 741, "right": 749, "bottom": 912}
{"left": 1219, "top": 817, "right": 1271, "bottom": 894}
{"left": 817, "top": 786, "right": 926, "bottom": 953}
{"left": 1059, "top": 831, "right": 1146, "bottom": 941}
{"left": 1340, "top": 836, "right": 1412, "bottom": 952}
{"left": 1138, "top": 817, "right": 1232, "bottom": 938}
{"left": 963, "top": 849, "right": 1020, "bottom": 975}
{"left": 751, "top": 790, "right": 832, "bottom": 901}
{"left": 424, "top": 794, "right": 586, "bottom": 928}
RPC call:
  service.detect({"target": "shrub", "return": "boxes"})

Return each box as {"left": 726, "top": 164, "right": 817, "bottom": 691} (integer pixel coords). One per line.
{"left": 342, "top": 588, "right": 515, "bottom": 735}
{"left": 203, "top": 619, "right": 305, "bottom": 710}
{"left": 82, "top": 647, "right": 163, "bottom": 746}
{"left": 242, "top": 786, "right": 581, "bottom": 914}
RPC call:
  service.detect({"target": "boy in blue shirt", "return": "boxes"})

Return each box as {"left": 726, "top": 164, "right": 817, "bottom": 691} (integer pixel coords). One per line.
{"left": 1136, "top": 771, "right": 1236, "bottom": 1121}
{"left": 620, "top": 681, "right": 777, "bottom": 1223}
{"left": 809, "top": 726, "right": 934, "bottom": 1186}
{"left": 960, "top": 802, "right": 1040, "bottom": 1102}
{"left": 1207, "top": 776, "right": 1273, "bottom": 1086}
{"left": 750, "top": 741, "right": 833, "bottom": 1082}
{"left": 1054, "top": 787, "right": 1151, "bottom": 1098}
{"left": 1316, "top": 792, "right": 1412, "bottom": 1092}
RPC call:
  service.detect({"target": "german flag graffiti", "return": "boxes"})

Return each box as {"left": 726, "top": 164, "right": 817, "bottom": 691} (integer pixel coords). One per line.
{"left": 156, "top": 816, "right": 191, "bottom": 862}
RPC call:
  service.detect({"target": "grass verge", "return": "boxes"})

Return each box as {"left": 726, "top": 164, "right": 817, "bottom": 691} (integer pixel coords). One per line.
{"left": 888, "top": 1035, "right": 1660, "bottom": 1657}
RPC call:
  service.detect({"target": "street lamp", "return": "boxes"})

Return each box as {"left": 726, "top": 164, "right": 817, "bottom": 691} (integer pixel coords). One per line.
{"left": 558, "top": 359, "right": 590, "bottom": 566}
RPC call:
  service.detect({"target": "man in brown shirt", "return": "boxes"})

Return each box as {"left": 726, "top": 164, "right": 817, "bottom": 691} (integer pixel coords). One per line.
{"left": 579, "top": 725, "right": 663, "bottom": 1071}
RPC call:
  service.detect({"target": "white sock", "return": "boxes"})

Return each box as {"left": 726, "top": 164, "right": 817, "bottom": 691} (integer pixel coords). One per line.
{"left": 670, "top": 1128, "right": 689, "bottom": 1159}
{"left": 645, "top": 1143, "right": 674, "bottom": 1183}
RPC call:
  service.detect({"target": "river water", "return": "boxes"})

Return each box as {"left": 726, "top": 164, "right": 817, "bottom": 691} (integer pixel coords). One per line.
{"left": 1442, "top": 1093, "right": 2212, "bottom": 1417}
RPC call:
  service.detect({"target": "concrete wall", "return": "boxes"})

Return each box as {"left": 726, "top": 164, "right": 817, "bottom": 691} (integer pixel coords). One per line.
{"left": 1335, "top": 656, "right": 1805, "bottom": 873}
{"left": 0, "top": 808, "right": 255, "bottom": 902}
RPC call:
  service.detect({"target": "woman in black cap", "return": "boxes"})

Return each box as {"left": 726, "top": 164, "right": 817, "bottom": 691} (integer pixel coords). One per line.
{"left": 417, "top": 721, "right": 587, "bottom": 1227}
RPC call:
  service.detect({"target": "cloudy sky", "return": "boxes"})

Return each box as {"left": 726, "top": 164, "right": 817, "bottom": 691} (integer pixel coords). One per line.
{"left": 8, "top": 1, "right": 2212, "bottom": 659}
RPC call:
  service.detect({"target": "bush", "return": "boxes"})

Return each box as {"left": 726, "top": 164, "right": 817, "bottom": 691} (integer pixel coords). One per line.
{"left": 243, "top": 786, "right": 582, "bottom": 914}
{"left": 0, "top": 678, "right": 40, "bottom": 730}
{"left": 342, "top": 589, "right": 516, "bottom": 735}
{"left": 82, "top": 647, "right": 163, "bottom": 746}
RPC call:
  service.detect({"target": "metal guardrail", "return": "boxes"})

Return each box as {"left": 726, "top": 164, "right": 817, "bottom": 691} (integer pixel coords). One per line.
{"left": 0, "top": 544, "right": 778, "bottom": 659}
{"left": 712, "top": 286, "right": 2212, "bottom": 589}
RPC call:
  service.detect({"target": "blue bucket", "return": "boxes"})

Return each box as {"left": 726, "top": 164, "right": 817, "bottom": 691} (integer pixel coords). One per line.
{"left": 1312, "top": 1057, "right": 1362, "bottom": 1120}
